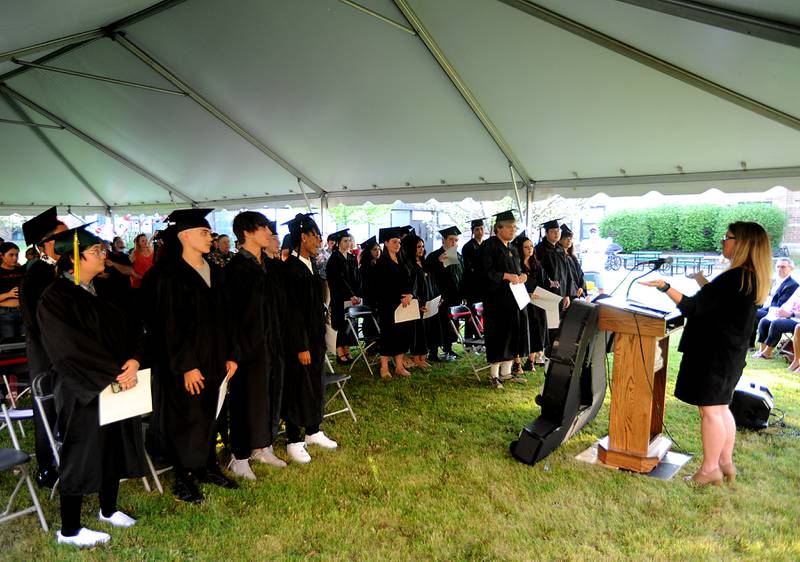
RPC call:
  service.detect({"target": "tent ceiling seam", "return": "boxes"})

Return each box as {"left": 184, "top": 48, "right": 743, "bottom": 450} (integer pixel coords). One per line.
{"left": 335, "top": 0, "right": 416, "bottom": 35}
{"left": 497, "top": 0, "right": 800, "bottom": 133}
{"left": 0, "top": 90, "right": 110, "bottom": 209}
{"left": 0, "top": 117, "right": 63, "bottom": 130}
{"left": 391, "top": 0, "right": 535, "bottom": 184}
{"left": 112, "top": 32, "right": 327, "bottom": 196}
{"left": 615, "top": 0, "right": 800, "bottom": 49}
{"left": 0, "top": 84, "right": 196, "bottom": 205}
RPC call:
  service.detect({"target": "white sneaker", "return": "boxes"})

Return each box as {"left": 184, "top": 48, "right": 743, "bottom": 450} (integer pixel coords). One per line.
{"left": 287, "top": 442, "right": 312, "bottom": 464}
{"left": 56, "top": 527, "right": 111, "bottom": 547}
{"left": 251, "top": 446, "right": 287, "bottom": 468}
{"left": 97, "top": 510, "right": 136, "bottom": 528}
{"left": 305, "top": 431, "right": 338, "bottom": 450}
{"left": 227, "top": 457, "right": 256, "bottom": 481}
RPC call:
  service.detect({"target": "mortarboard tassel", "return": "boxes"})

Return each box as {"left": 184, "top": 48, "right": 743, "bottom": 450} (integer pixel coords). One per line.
{"left": 73, "top": 230, "right": 80, "bottom": 286}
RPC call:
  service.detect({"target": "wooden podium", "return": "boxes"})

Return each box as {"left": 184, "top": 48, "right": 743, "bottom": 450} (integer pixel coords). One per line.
{"left": 596, "top": 300, "right": 683, "bottom": 473}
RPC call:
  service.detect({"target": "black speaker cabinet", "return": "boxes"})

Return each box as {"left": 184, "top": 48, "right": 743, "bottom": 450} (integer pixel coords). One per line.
{"left": 510, "top": 300, "right": 606, "bottom": 465}
{"left": 730, "top": 377, "right": 774, "bottom": 430}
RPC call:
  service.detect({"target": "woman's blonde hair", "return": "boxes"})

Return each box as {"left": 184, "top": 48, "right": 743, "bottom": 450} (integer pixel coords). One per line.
{"left": 727, "top": 221, "right": 772, "bottom": 304}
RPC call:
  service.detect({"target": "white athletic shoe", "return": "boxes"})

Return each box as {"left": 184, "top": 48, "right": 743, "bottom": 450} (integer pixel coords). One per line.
{"left": 227, "top": 457, "right": 256, "bottom": 481}
{"left": 251, "top": 446, "right": 287, "bottom": 468}
{"left": 305, "top": 431, "right": 338, "bottom": 450}
{"left": 287, "top": 442, "right": 312, "bottom": 464}
{"left": 97, "top": 510, "right": 137, "bottom": 528}
{"left": 56, "top": 527, "right": 111, "bottom": 547}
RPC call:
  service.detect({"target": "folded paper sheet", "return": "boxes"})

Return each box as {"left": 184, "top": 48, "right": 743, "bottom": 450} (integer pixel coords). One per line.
{"left": 394, "top": 299, "right": 420, "bottom": 323}
{"left": 532, "top": 286, "right": 562, "bottom": 329}
{"left": 99, "top": 369, "right": 152, "bottom": 426}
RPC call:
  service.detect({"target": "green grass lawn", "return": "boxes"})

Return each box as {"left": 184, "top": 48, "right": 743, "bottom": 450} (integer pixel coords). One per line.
{"left": 2, "top": 340, "right": 799, "bottom": 561}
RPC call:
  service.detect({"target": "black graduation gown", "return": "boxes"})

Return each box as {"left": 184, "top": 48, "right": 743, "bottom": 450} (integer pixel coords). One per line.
{"left": 282, "top": 255, "right": 327, "bottom": 428}
{"left": 675, "top": 268, "right": 758, "bottom": 406}
{"left": 481, "top": 237, "right": 523, "bottom": 364}
{"left": 263, "top": 257, "right": 287, "bottom": 439}
{"left": 325, "top": 251, "right": 360, "bottom": 345}
{"left": 149, "top": 258, "right": 233, "bottom": 470}
{"left": 565, "top": 254, "right": 587, "bottom": 299}
{"left": 374, "top": 253, "right": 413, "bottom": 356}
{"left": 520, "top": 258, "right": 550, "bottom": 355}
{"left": 535, "top": 240, "right": 571, "bottom": 299}
{"left": 461, "top": 238, "right": 485, "bottom": 304}
{"left": 424, "top": 248, "right": 464, "bottom": 348}
{"left": 225, "top": 250, "right": 273, "bottom": 453}
{"left": 407, "top": 261, "right": 440, "bottom": 356}
{"left": 37, "top": 278, "right": 146, "bottom": 495}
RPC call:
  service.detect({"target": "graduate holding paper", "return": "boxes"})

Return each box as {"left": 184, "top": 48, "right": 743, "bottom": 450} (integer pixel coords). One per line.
{"left": 481, "top": 211, "right": 528, "bottom": 389}
{"left": 375, "top": 227, "right": 414, "bottom": 380}
{"left": 148, "top": 209, "right": 238, "bottom": 504}
{"left": 38, "top": 225, "right": 146, "bottom": 548}
{"left": 424, "top": 226, "right": 464, "bottom": 362}
{"left": 324, "top": 228, "right": 361, "bottom": 364}
{"left": 401, "top": 234, "right": 440, "bottom": 370}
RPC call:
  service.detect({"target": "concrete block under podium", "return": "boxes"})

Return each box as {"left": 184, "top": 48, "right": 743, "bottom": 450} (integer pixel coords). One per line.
{"left": 576, "top": 440, "right": 692, "bottom": 481}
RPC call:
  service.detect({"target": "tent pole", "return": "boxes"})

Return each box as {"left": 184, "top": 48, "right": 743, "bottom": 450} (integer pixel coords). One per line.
{"left": 616, "top": 0, "right": 800, "bottom": 49}
{"left": 499, "top": 0, "right": 800, "bottom": 133}
{"left": 113, "top": 32, "right": 327, "bottom": 197}
{"left": 0, "top": 118, "right": 62, "bottom": 130}
{"left": 392, "top": 0, "right": 533, "bottom": 184}
{"left": 0, "top": 85, "right": 195, "bottom": 205}
{"left": 335, "top": 0, "right": 416, "bottom": 35}
{"left": 509, "top": 163, "right": 524, "bottom": 222}
{"left": 11, "top": 59, "right": 186, "bottom": 96}
{"left": 0, "top": 90, "right": 111, "bottom": 210}
{"left": 297, "top": 178, "right": 313, "bottom": 214}
{"left": 320, "top": 194, "right": 329, "bottom": 234}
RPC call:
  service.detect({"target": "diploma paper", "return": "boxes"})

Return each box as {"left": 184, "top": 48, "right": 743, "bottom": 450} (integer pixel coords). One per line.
{"left": 509, "top": 282, "right": 530, "bottom": 311}
{"left": 394, "top": 298, "right": 420, "bottom": 323}
{"left": 216, "top": 378, "right": 229, "bottom": 420}
{"left": 443, "top": 246, "right": 460, "bottom": 267}
{"left": 423, "top": 295, "right": 442, "bottom": 319}
{"left": 99, "top": 369, "right": 152, "bottom": 426}
{"left": 532, "top": 286, "right": 562, "bottom": 329}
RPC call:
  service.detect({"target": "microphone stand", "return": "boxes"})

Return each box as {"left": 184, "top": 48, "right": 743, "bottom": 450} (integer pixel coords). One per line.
{"left": 625, "top": 264, "right": 661, "bottom": 301}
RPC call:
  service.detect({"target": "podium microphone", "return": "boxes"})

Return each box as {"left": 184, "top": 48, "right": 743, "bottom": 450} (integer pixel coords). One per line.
{"left": 626, "top": 257, "right": 674, "bottom": 300}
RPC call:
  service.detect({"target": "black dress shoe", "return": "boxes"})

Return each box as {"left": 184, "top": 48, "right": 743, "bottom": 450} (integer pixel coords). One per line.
{"left": 36, "top": 468, "right": 58, "bottom": 489}
{"left": 512, "top": 361, "right": 523, "bottom": 375}
{"left": 173, "top": 476, "right": 204, "bottom": 504}
{"left": 523, "top": 358, "right": 534, "bottom": 372}
{"left": 336, "top": 356, "right": 353, "bottom": 365}
{"left": 196, "top": 466, "right": 239, "bottom": 489}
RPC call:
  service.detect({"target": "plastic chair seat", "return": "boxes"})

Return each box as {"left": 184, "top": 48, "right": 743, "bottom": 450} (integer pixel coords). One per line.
{"left": 325, "top": 373, "right": 352, "bottom": 386}
{"left": 0, "top": 357, "right": 26, "bottom": 368}
{"left": 347, "top": 305, "right": 374, "bottom": 318}
{"left": 0, "top": 448, "right": 29, "bottom": 471}
{"left": 6, "top": 408, "right": 33, "bottom": 421}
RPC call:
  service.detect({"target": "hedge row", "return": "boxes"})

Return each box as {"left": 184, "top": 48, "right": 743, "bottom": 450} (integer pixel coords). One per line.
{"left": 599, "top": 203, "right": 786, "bottom": 252}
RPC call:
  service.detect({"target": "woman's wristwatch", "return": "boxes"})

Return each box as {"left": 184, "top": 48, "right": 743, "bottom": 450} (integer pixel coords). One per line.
{"left": 657, "top": 282, "right": 671, "bottom": 293}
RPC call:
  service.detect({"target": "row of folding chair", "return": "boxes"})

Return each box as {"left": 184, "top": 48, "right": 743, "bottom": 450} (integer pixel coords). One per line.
{"left": 447, "top": 304, "right": 491, "bottom": 382}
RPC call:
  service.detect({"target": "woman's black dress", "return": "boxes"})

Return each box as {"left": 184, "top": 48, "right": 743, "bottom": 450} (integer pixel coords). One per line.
{"left": 519, "top": 257, "right": 550, "bottom": 355}
{"left": 38, "top": 278, "right": 146, "bottom": 495}
{"left": 325, "top": 251, "right": 360, "bottom": 347}
{"left": 565, "top": 253, "right": 587, "bottom": 299}
{"left": 407, "top": 260, "right": 440, "bottom": 356}
{"left": 374, "top": 252, "right": 413, "bottom": 356}
{"left": 675, "top": 267, "right": 758, "bottom": 406}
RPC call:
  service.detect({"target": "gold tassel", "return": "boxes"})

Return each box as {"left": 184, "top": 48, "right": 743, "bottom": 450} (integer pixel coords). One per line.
{"left": 73, "top": 230, "right": 80, "bottom": 286}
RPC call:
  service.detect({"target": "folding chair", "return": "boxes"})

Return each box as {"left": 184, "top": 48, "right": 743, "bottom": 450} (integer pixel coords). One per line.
{"left": 0, "top": 402, "right": 48, "bottom": 532}
{"left": 345, "top": 305, "right": 380, "bottom": 377}
{"left": 324, "top": 373, "right": 357, "bottom": 422}
{"left": 32, "top": 373, "right": 163, "bottom": 498}
{"left": 1, "top": 340, "right": 31, "bottom": 410}
{"left": 447, "top": 305, "right": 489, "bottom": 381}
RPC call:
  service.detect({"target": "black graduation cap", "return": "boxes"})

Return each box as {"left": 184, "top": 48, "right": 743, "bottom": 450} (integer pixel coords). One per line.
{"left": 401, "top": 225, "right": 415, "bottom": 235}
{"left": 361, "top": 236, "right": 378, "bottom": 251}
{"left": 560, "top": 224, "right": 573, "bottom": 237}
{"left": 470, "top": 217, "right": 486, "bottom": 229}
{"left": 540, "top": 218, "right": 562, "bottom": 231}
{"left": 329, "top": 228, "right": 351, "bottom": 242}
{"left": 379, "top": 226, "right": 405, "bottom": 243}
{"left": 493, "top": 210, "right": 517, "bottom": 223}
{"left": 281, "top": 234, "right": 292, "bottom": 251}
{"left": 438, "top": 226, "right": 461, "bottom": 238}
{"left": 23, "top": 206, "right": 62, "bottom": 246}
{"left": 265, "top": 218, "right": 278, "bottom": 235}
{"left": 282, "top": 213, "right": 320, "bottom": 238}
{"left": 165, "top": 208, "right": 213, "bottom": 233}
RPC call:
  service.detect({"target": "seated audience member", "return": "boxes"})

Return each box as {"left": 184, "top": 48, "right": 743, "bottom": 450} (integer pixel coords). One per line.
{"left": 754, "top": 285, "right": 800, "bottom": 359}
{"left": 0, "top": 242, "right": 25, "bottom": 339}
{"left": 750, "top": 258, "right": 797, "bottom": 347}
{"left": 787, "top": 324, "right": 800, "bottom": 372}
{"left": 129, "top": 234, "right": 154, "bottom": 289}
{"left": 208, "top": 234, "right": 235, "bottom": 268}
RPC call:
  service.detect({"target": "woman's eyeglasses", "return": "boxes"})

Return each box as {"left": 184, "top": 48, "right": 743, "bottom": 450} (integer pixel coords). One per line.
{"left": 721, "top": 236, "right": 736, "bottom": 243}
{"left": 83, "top": 247, "right": 108, "bottom": 258}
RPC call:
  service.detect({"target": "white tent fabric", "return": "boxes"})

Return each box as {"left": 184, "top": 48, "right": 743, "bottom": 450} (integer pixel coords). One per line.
{"left": 1, "top": 0, "right": 799, "bottom": 214}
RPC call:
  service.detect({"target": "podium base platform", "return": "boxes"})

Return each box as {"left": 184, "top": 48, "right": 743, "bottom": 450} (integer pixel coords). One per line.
{"left": 576, "top": 440, "right": 692, "bottom": 481}
{"left": 596, "top": 434, "right": 673, "bottom": 473}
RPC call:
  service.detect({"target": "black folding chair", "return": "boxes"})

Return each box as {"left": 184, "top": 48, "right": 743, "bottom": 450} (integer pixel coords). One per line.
{"left": 324, "top": 373, "right": 357, "bottom": 423}
{"left": 0, "top": 401, "right": 48, "bottom": 532}
{"left": 346, "top": 305, "right": 380, "bottom": 377}
{"left": 447, "top": 305, "right": 489, "bottom": 382}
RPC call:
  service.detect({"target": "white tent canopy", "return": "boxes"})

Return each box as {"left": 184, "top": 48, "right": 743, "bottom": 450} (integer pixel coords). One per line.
{"left": 1, "top": 0, "right": 799, "bottom": 215}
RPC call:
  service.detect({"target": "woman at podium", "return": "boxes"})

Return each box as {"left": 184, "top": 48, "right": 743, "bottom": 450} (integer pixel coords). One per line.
{"left": 642, "top": 222, "right": 771, "bottom": 485}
